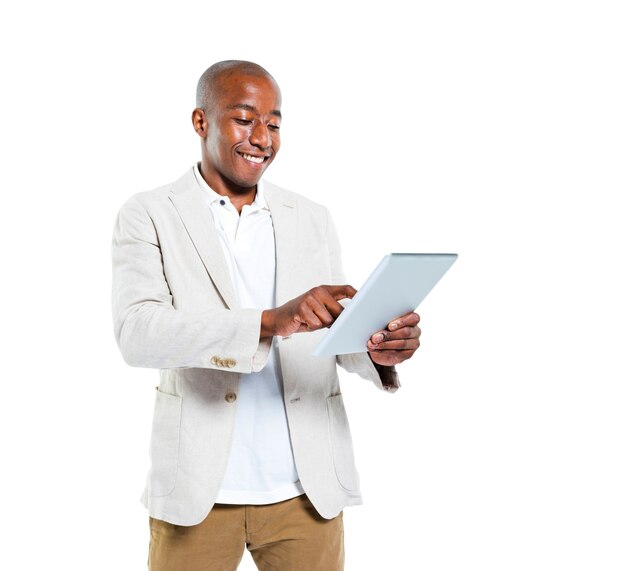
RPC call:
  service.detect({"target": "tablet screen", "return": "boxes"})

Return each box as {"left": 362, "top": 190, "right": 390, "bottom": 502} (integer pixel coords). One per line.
{"left": 312, "top": 253, "right": 457, "bottom": 356}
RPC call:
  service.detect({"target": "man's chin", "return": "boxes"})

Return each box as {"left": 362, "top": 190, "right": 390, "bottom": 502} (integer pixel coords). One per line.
{"left": 230, "top": 172, "right": 264, "bottom": 190}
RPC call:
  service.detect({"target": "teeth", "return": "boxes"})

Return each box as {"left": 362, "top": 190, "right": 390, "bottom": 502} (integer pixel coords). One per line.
{"left": 241, "top": 153, "right": 264, "bottom": 164}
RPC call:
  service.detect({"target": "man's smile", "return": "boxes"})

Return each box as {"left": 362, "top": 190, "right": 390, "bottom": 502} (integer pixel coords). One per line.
{"left": 237, "top": 151, "right": 270, "bottom": 165}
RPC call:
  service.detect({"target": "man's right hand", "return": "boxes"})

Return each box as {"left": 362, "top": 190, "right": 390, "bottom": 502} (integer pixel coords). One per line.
{"left": 260, "top": 285, "right": 357, "bottom": 338}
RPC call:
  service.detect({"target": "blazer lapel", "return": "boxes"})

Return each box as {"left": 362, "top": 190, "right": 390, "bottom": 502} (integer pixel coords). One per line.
{"left": 168, "top": 170, "right": 237, "bottom": 309}
{"left": 264, "top": 183, "right": 298, "bottom": 307}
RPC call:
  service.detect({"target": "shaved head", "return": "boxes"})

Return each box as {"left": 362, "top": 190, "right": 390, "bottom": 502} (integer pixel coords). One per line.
{"left": 191, "top": 60, "right": 282, "bottom": 199}
{"left": 195, "top": 60, "right": 277, "bottom": 111}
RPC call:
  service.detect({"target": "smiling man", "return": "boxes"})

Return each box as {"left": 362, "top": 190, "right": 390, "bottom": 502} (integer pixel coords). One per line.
{"left": 112, "top": 60, "right": 421, "bottom": 571}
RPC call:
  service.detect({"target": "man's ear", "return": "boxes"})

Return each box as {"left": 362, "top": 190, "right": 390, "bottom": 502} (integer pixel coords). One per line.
{"left": 191, "top": 108, "right": 208, "bottom": 137}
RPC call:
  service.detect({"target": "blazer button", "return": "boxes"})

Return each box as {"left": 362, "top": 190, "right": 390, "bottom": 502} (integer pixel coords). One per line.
{"left": 211, "top": 356, "right": 219, "bottom": 366}
{"left": 225, "top": 392, "right": 237, "bottom": 403}
{"left": 226, "top": 358, "right": 236, "bottom": 368}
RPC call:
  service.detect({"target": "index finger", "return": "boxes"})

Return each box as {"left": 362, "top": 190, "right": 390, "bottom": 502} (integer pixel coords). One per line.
{"left": 387, "top": 312, "right": 420, "bottom": 331}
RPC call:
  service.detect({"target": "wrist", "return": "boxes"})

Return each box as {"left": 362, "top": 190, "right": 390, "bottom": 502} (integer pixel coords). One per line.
{"left": 260, "top": 309, "right": 275, "bottom": 338}
{"left": 368, "top": 351, "right": 387, "bottom": 370}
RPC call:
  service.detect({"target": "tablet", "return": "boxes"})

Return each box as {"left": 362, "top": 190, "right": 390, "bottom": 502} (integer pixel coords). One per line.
{"left": 312, "top": 253, "right": 457, "bottom": 357}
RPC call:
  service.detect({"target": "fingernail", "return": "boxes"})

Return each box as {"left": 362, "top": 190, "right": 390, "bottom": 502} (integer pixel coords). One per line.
{"left": 373, "top": 333, "right": 384, "bottom": 343}
{"left": 389, "top": 322, "right": 398, "bottom": 330}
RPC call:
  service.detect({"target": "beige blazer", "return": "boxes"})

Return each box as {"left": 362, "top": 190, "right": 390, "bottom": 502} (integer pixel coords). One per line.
{"left": 111, "top": 167, "right": 400, "bottom": 526}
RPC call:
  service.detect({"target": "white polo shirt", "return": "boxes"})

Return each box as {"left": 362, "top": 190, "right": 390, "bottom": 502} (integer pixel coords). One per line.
{"left": 193, "top": 164, "right": 304, "bottom": 505}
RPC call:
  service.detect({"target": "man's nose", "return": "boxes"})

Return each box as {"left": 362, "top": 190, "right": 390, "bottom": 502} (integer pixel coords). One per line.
{"left": 249, "top": 122, "right": 270, "bottom": 150}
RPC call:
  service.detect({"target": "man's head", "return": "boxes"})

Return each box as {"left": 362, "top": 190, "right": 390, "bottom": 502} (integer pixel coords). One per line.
{"left": 192, "top": 60, "right": 281, "bottom": 196}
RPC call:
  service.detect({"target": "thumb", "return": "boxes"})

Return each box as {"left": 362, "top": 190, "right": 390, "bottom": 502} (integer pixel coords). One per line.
{"left": 328, "top": 284, "right": 357, "bottom": 300}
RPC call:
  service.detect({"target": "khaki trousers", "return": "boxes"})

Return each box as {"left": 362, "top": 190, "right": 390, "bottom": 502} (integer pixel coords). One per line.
{"left": 148, "top": 495, "right": 344, "bottom": 571}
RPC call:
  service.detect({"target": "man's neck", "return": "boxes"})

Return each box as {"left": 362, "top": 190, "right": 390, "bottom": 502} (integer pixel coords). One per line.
{"left": 198, "top": 161, "right": 256, "bottom": 215}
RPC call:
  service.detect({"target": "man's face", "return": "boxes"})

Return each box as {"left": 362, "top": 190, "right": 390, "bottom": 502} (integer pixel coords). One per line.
{"left": 201, "top": 73, "right": 281, "bottom": 191}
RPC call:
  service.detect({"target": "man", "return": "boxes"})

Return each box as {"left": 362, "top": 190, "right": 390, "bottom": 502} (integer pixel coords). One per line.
{"left": 111, "top": 60, "right": 421, "bottom": 571}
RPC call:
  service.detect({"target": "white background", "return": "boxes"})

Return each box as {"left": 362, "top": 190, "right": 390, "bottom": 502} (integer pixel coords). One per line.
{"left": 1, "top": 1, "right": 625, "bottom": 569}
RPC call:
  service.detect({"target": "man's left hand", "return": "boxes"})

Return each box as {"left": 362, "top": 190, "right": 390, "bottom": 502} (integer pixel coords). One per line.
{"left": 367, "top": 312, "right": 421, "bottom": 367}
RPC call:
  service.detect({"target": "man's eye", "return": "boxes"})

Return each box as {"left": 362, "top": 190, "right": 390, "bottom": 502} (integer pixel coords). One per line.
{"left": 235, "top": 118, "right": 252, "bottom": 125}
{"left": 268, "top": 124, "right": 280, "bottom": 131}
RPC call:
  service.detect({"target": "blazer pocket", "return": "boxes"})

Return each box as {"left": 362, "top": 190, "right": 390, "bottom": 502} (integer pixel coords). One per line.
{"left": 326, "top": 394, "right": 360, "bottom": 492}
{"left": 148, "top": 389, "right": 182, "bottom": 498}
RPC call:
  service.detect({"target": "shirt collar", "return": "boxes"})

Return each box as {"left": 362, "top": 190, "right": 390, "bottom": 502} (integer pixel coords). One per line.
{"left": 193, "top": 162, "right": 268, "bottom": 210}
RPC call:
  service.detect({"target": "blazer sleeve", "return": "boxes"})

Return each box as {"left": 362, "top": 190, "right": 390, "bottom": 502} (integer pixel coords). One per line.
{"left": 111, "top": 196, "right": 271, "bottom": 373}
{"left": 325, "top": 208, "right": 401, "bottom": 393}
